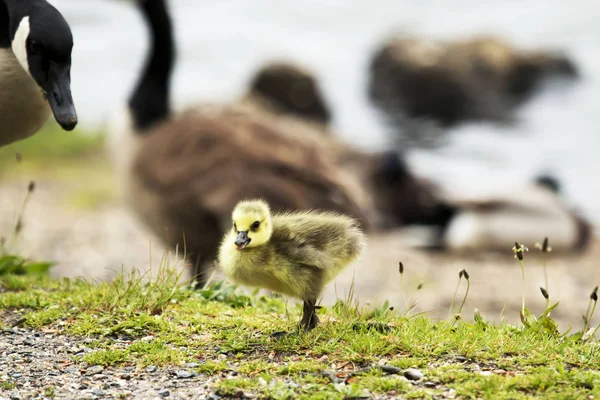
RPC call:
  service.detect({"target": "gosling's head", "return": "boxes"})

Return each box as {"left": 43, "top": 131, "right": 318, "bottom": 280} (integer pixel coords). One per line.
{"left": 231, "top": 199, "right": 273, "bottom": 251}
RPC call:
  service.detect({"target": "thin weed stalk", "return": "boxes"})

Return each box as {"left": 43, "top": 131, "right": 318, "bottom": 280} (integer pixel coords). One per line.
{"left": 536, "top": 237, "right": 552, "bottom": 310}
{"left": 457, "top": 269, "right": 470, "bottom": 316}
{"left": 513, "top": 242, "right": 529, "bottom": 320}
{"left": 398, "top": 262, "right": 407, "bottom": 312}
{"left": 7, "top": 180, "right": 35, "bottom": 252}
{"left": 449, "top": 271, "right": 463, "bottom": 319}
{"left": 583, "top": 286, "right": 598, "bottom": 334}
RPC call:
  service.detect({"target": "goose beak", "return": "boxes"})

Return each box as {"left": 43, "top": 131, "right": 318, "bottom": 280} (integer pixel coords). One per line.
{"left": 43, "top": 64, "right": 77, "bottom": 131}
{"left": 234, "top": 231, "right": 251, "bottom": 251}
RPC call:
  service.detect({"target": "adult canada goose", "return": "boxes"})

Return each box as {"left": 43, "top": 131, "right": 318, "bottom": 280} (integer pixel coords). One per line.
{"left": 0, "top": 0, "right": 77, "bottom": 147}
{"left": 107, "top": 0, "right": 370, "bottom": 289}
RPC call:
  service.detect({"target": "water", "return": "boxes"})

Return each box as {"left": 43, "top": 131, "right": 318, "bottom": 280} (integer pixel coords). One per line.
{"left": 52, "top": 0, "right": 600, "bottom": 226}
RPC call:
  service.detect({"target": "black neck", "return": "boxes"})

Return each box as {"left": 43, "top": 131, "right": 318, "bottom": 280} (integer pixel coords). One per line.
{"left": 0, "top": 0, "right": 9, "bottom": 48}
{"left": 128, "top": 0, "right": 175, "bottom": 132}
{"left": 2, "top": 0, "right": 42, "bottom": 45}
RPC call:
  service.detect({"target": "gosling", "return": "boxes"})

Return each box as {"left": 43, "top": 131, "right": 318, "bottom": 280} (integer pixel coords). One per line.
{"left": 218, "top": 199, "right": 366, "bottom": 332}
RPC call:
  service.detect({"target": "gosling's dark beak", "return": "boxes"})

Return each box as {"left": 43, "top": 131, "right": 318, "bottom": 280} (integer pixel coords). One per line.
{"left": 234, "top": 231, "right": 251, "bottom": 251}
{"left": 42, "top": 63, "right": 77, "bottom": 131}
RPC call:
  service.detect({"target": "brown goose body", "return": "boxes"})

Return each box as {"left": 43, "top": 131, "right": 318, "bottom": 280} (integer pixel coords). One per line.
{"left": 128, "top": 103, "right": 371, "bottom": 286}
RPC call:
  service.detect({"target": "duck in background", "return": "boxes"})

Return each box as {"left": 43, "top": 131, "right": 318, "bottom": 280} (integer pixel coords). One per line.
{"left": 0, "top": 0, "right": 78, "bottom": 147}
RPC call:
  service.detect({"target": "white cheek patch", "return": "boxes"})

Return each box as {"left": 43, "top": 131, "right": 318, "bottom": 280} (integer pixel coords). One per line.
{"left": 11, "top": 16, "right": 31, "bottom": 77}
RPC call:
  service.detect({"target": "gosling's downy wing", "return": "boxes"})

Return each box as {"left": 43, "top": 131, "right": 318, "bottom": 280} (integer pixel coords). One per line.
{"left": 270, "top": 213, "right": 365, "bottom": 270}
{"left": 132, "top": 106, "right": 370, "bottom": 229}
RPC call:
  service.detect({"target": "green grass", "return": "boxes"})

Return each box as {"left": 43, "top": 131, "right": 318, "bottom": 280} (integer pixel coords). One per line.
{"left": 0, "top": 121, "right": 104, "bottom": 169}
{"left": 0, "top": 120, "right": 117, "bottom": 211}
{"left": 1, "top": 258, "right": 599, "bottom": 399}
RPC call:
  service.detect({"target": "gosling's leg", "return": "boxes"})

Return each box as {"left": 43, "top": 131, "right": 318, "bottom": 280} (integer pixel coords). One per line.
{"left": 271, "top": 300, "right": 320, "bottom": 339}
{"left": 300, "top": 299, "right": 320, "bottom": 331}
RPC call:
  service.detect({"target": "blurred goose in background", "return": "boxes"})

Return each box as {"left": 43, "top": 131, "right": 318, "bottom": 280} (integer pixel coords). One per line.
{"left": 368, "top": 34, "right": 579, "bottom": 146}
{"left": 0, "top": 0, "right": 77, "bottom": 147}
{"left": 107, "top": 0, "right": 370, "bottom": 288}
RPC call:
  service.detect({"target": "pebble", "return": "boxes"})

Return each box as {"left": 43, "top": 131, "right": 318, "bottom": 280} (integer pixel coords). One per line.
{"left": 86, "top": 366, "right": 104, "bottom": 375}
{"left": 146, "top": 365, "right": 157, "bottom": 373}
{"left": 184, "top": 362, "right": 199, "bottom": 368}
{"left": 380, "top": 364, "right": 402, "bottom": 374}
{"left": 158, "top": 389, "right": 170, "bottom": 397}
{"left": 176, "top": 370, "right": 193, "bottom": 379}
{"left": 404, "top": 368, "right": 424, "bottom": 381}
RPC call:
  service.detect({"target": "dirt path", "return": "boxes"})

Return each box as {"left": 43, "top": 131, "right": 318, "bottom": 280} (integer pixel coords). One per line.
{"left": 1, "top": 169, "right": 599, "bottom": 332}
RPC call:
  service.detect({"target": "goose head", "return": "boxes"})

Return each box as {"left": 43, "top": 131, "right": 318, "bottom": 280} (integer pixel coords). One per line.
{"left": 8, "top": 0, "right": 77, "bottom": 131}
{"left": 247, "top": 61, "right": 332, "bottom": 126}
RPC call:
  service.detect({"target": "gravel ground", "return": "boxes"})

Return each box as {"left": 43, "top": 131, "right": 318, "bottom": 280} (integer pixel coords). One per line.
{"left": 0, "top": 325, "right": 214, "bottom": 400}
{"left": 0, "top": 322, "right": 446, "bottom": 400}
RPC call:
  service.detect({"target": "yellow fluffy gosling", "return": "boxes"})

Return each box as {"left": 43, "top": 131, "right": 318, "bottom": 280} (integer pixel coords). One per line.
{"left": 218, "top": 199, "right": 366, "bottom": 331}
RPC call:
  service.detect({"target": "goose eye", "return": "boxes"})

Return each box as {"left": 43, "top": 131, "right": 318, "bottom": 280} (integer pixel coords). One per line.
{"left": 251, "top": 221, "right": 260, "bottom": 231}
{"left": 233, "top": 222, "right": 237, "bottom": 231}
{"left": 28, "top": 40, "right": 41, "bottom": 55}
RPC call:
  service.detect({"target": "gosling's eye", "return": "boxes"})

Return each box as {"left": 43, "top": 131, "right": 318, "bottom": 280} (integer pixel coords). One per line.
{"left": 233, "top": 222, "right": 237, "bottom": 231}
{"left": 251, "top": 221, "right": 260, "bottom": 231}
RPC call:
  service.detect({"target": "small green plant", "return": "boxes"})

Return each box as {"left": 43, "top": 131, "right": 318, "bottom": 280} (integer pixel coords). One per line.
{"left": 43, "top": 386, "right": 56, "bottom": 398}
{"left": 581, "top": 286, "right": 599, "bottom": 342}
{"left": 512, "top": 241, "right": 559, "bottom": 335}
{"left": 196, "top": 279, "right": 256, "bottom": 308}
{"left": 394, "top": 261, "right": 418, "bottom": 316}
{"left": 512, "top": 241, "right": 529, "bottom": 321}
{"left": 449, "top": 269, "right": 470, "bottom": 323}
{"left": 1, "top": 380, "right": 15, "bottom": 390}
